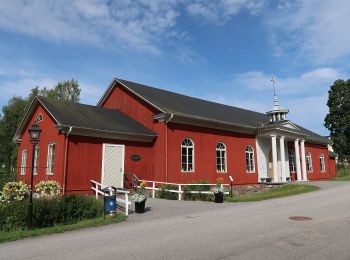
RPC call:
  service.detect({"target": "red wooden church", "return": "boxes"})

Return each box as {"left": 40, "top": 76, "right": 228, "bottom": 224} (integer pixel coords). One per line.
{"left": 14, "top": 78, "right": 337, "bottom": 194}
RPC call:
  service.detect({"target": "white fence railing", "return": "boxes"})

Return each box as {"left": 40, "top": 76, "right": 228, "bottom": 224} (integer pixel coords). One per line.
{"left": 90, "top": 180, "right": 131, "bottom": 216}
{"left": 139, "top": 180, "right": 230, "bottom": 200}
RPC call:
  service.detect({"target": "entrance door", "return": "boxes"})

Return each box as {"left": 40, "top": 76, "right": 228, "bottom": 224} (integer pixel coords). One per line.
{"left": 101, "top": 144, "right": 125, "bottom": 188}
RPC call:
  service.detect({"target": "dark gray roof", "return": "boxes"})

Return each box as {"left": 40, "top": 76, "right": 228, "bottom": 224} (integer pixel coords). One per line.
{"left": 37, "top": 96, "right": 156, "bottom": 137}
{"left": 117, "top": 79, "right": 268, "bottom": 128}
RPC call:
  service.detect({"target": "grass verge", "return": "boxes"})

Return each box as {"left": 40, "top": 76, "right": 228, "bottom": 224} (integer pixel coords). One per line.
{"left": 0, "top": 214, "right": 127, "bottom": 244}
{"left": 226, "top": 184, "right": 320, "bottom": 202}
{"left": 332, "top": 167, "right": 350, "bottom": 181}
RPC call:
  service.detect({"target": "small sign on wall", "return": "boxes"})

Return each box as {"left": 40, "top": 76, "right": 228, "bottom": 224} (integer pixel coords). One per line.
{"left": 131, "top": 154, "right": 141, "bottom": 161}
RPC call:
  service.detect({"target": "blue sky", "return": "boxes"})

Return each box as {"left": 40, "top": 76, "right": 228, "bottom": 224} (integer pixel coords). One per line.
{"left": 1, "top": 0, "right": 349, "bottom": 136}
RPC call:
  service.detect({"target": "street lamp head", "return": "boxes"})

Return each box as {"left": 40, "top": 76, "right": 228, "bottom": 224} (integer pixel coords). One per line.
{"left": 28, "top": 122, "right": 41, "bottom": 144}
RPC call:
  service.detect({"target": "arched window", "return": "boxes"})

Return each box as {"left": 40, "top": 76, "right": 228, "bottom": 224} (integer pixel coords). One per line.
{"left": 33, "top": 145, "right": 40, "bottom": 175}
{"left": 306, "top": 152, "right": 313, "bottom": 172}
{"left": 319, "top": 153, "right": 325, "bottom": 172}
{"left": 181, "top": 138, "right": 194, "bottom": 172}
{"left": 245, "top": 146, "right": 255, "bottom": 173}
{"left": 36, "top": 113, "right": 43, "bottom": 123}
{"left": 20, "top": 149, "right": 27, "bottom": 175}
{"left": 216, "top": 142, "right": 227, "bottom": 173}
{"left": 289, "top": 150, "right": 296, "bottom": 173}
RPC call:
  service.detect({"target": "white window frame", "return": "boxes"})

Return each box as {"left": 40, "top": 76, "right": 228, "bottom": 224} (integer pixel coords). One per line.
{"left": 216, "top": 142, "right": 227, "bottom": 173}
{"left": 20, "top": 149, "right": 27, "bottom": 175}
{"left": 36, "top": 113, "right": 43, "bottom": 123}
{"left": 181, "top": 138, "right": 194, "bottom": 172}
{"left": 319, "top": 153, "right": 326, "bottom": 172}
{"left": 289, "top": 150, "right": 296, "bottom": 173}
{"left": 306, "top": 152, "right": 313, "bottom": 172}
{"left": 33, "top": 145, "right": 40, "bottom": 175}
{"left": 46, "top": 142, "right": 56, "bottom": 175}
{"left": 245, "top": 146, "right": 255, "bottom": 173}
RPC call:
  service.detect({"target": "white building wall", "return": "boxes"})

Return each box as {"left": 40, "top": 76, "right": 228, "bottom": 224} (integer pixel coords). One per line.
{"left": 256, "top": 138, "right": 271, "bottom": 180}
{"left": 257, "top": 137, "right": 291, "bottom": 182}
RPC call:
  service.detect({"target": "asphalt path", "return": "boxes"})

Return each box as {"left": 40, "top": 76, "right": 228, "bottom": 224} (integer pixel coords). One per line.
{"left": 1, "top": 181, "right": 350, "bottom": 260}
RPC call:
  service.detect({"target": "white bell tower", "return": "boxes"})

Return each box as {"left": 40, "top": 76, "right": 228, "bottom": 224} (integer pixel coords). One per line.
{"left": 266, "top": 77, "right": 289, "bottom": 123}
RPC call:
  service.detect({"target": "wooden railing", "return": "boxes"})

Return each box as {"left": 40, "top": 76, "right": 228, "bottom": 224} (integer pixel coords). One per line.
{"left": 90, "top": 180, "right": 131, "bottom": 216}
{"left": 139, "top": 180, "right": 230, "bottom": 200}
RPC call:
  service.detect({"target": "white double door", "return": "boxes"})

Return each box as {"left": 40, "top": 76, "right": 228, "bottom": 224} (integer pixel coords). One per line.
{"left": 101, "top": 144, "right": 125, "bottom": 188}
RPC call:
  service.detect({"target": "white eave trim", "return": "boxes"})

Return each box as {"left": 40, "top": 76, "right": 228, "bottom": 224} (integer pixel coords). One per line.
{"left": 58, "top": 125, "right": 156, "bottom": 143}
{"left": 12, "top": 97, "right": 61, "bottom": 143}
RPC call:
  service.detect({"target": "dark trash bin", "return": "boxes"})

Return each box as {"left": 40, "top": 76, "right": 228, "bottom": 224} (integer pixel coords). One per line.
{"left": 102, "top": 187, "right": 117, "bottom": 216}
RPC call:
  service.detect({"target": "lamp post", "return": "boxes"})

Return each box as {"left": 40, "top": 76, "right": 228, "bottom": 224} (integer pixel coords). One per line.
{"left": 27, "top": 122, "right": 41, "bottom": 229}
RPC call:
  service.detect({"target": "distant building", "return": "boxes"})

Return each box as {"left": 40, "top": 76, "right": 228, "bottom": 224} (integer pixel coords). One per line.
{"left": 14, "top": 78, "right": 337, "bottom": 194}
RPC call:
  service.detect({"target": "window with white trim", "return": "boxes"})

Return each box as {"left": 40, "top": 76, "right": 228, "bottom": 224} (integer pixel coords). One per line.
{"left": 35, "top": 113, "right": 43, "bottom": 123}
{"left": 33, "top": 146, "right": 40, "bottom": 175}
{"left": 319, "top": 153, "right": 325, "bottom": 172}
{"left": 46, "top": 143, "right": 56, "bottom": 175}
{"left": 181, "top": 138, "right": 194, "bottom": 172}
{"left": 306, "top": 152, "right": 313, "bottom": 172}
{"left": 289, "top": 150, "right": 296, "bottom": 173}
{"left": 216, "top": 142, "right": 227, "bottom": 173}
{"left": 245, "top": 146, "right": 255, "bottom": 173}
{"left": 20, "top": 149, "right": 27, "bottom": 175}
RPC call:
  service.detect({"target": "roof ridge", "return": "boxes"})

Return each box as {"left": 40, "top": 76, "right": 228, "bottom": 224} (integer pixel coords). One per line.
{"left": 117, "top": 78, "right": 265, "bottom": 116}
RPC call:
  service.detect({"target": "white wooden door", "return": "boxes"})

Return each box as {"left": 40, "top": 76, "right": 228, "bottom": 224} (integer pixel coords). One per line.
{"left": 101, "top": 144, "right": 124, "bottom": 188}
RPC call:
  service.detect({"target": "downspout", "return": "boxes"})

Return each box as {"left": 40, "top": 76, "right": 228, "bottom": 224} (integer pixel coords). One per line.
{"left": 63, "top": 126, "right": 72, "bottom": 194}
{"left": 164, "top": 113, "right": 174, "bottom": 183}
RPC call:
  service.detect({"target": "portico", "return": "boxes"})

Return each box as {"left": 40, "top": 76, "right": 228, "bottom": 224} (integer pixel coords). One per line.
{"left": 256, "top": 94, "right": 309, "bottom": 183}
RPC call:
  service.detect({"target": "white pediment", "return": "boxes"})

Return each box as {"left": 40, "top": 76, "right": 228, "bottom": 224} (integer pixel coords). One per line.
{"left": 280, "top": 121, "right": 300, "bottom": 131}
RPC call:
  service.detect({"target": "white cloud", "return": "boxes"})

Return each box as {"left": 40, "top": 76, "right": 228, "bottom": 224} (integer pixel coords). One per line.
{"left": 0, "top": 75, "right": 102, "bottom": 109}
{"left": 230, "top": 68, "right": 343, "bottom": 96}
{"left": 200, "top": 68, "right": 346, "bottom": 135}
{"left": 0, "top": 0, "right": 182, "bottom": 54}
{"left": 268, "top": 0, "right": 350, "bottom": 65}
{"left": 186, "top": 0, "right": 266, "bottom": 24}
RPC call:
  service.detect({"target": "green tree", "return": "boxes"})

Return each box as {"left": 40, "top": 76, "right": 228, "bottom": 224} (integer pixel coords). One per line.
{"left": 324, "top": 79, "right": 350, "bottom": 161}
{"left": 0, "top": 97, "right": 27, "bottom": 171}
{"left": 0, "top": 79, "right": 81, "bottom": 171}
{"left": 47, "top": 79, "right": 81, "bottom": 103}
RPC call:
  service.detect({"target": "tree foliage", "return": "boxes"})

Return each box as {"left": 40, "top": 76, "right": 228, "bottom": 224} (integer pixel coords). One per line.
{"left": 0, "top": 79, "right": 81, "bottom": 171}
{"left": 324, "top": 79, "right": 350, "bottom": 161}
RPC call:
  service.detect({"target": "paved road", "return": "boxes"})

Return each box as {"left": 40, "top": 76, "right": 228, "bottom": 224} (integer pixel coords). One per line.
{"left": 1, "top": 181, "right": 350, "bottom": 260}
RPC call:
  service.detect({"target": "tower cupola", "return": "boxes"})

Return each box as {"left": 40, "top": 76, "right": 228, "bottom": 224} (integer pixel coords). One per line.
{"left": 266, "top": 78, "right": 289, "bottom": 123}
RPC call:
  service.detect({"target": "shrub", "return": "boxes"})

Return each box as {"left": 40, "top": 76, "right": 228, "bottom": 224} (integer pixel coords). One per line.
{"left": 0, "top": 200, "right": 27, "bottom": 231}
{"left": 35, "top": 180, "right": 61, "bottom": 197}
{"left": 183, "top": 180, "right": 213, "bottom": 201}
{"left": 0, "top": 181, "right": 28, "bottom": 203}
{"left": 157, "top": 185, "right": 178, "bottom": 200}
{"left": 0, "top": 195, "right": 103, "bottom": 231}
{"left": 0, "top": 171, "right": 16, "bottom": 190}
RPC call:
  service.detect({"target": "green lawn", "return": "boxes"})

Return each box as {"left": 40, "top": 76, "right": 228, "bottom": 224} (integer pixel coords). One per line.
{"left": 0, "top": 214, "right": 127, "bottom": 243}
{"left": 226, "top": 184, "right": 320, "bottom": 202}
{"left": 332, "top": 167, "right": 350, "bottom": 181}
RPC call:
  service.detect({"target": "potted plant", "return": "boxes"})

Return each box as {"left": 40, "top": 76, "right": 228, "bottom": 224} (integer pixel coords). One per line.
{"left": 132, "top": 181, "right": 148, "bottom": 213}
{"left": 211, "top": 177, "right": 224, "bottom": 203}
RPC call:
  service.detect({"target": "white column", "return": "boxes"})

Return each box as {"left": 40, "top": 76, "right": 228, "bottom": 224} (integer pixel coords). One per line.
{"left": 300, "top": 140, "right": 307, "bottom": 181}
{"left": 280, "top": 136, "right": 286, "bottom": 182}
{"left": 294, "top": 139, "right": 302, "bottom": 181}
{"left": 271, "top": 135, "right": 278, "bottom": 183}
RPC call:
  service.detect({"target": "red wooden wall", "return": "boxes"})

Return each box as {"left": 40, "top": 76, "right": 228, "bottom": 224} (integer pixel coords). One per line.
{"left": 305, "top": 143, "right": 332, "bottom": 180}
{"left": 17, "top": 105, "right": 65, "bottom": 187}
{"left": 100, "top": 84, "right": 166, "bottom": 181}
{"left": 287, "top": 141, "right": 333, "bottom": 180}
{"left": 65, "top": 136, "right": 154, "bottom": 194}
{"left": 166, "top": 123, "right": 258, "bottom": 184}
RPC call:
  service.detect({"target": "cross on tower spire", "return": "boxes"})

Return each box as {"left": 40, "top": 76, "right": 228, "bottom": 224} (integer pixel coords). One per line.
{"left": 266, "top": 77, "right": 289, "bottom": 123}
